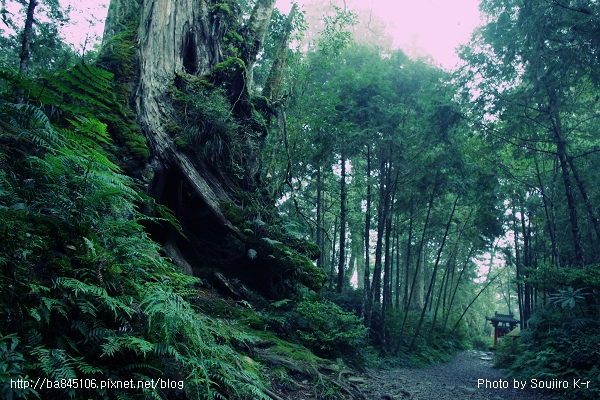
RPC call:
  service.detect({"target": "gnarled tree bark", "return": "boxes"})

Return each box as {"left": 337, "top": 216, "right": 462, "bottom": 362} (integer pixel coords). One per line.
{"left": 100, "top": 0, "right": 314, "bottom": 298}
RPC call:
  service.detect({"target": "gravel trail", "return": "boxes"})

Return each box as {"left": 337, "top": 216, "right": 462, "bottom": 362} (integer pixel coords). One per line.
{"left": 360, "top": 350, "right": 560, "bottom": 400}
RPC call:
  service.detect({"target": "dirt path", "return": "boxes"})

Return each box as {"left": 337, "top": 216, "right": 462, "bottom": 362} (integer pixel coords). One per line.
{"left": 360, "top": 350, "right": 559, "bottom": 400}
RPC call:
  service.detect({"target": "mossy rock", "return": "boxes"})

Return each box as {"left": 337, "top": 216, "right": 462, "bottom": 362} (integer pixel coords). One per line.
{"left": 250, "top": 94, "right": 276, "bottom": 117}
{"left": 245, "top": 236, "right": 326, "bottom": 293}
{"left": 286, "top": 238, "right": 321, "bottom": 261}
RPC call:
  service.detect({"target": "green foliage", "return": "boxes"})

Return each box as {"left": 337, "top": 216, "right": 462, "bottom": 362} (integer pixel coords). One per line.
{"left": 213, "top": 57, "right": 246, "bottom": 75}
{"left": 98, "top": 18, "right": 140, "bottom": 87}
{"left": 382, "top": 308, "right": 469, "bottom": 366}
{"left": 245, "top": 234, "right": 326, "bottom": 293}
{"left": 294, "top": 300, "right": 367, "bottom": 360}
{"left": 316, "top": 6, "right": 357, "bottom": 58}
{"left": 1, "top": 58, "right": 149, "bottom": 162}
{"left": 0, "top": 92, "right": 270, "bottom": 398}
{"left": 172, "top": 79, "right": 239, "bottom": 152}
{"left": 551, "top": 287, "right": 589, "bottom": 310}
{"left": 171, "top": 75, "right": 265, "bottom": 183}
{"left": 0, "top": 334, "right": 38, "bottom": 400}
{"left": 499, "top": 306, "right": 600, "bottom": 399}
{"left": 494, "top": 336, "right": 522, "bottom": 369}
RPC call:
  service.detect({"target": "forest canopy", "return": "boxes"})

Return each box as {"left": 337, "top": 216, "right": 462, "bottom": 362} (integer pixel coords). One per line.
{"left": 1, "top": 0, "right": 599, "bottom": 399}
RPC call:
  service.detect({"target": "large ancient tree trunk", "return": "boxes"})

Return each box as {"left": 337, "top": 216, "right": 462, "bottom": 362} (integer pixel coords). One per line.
{"left": 102, "top": 0, "right": 274, "bottom": 236}
{"left": 101, "top": 0, "right": 325, "bottom": 299}
{"left": 99, "top": 0, "right": 325, "bottom": 299}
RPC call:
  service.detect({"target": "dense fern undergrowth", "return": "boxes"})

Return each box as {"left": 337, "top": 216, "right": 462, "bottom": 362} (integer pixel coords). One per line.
{"left": 0, "top": 111, "right": 268, "bottom": 400}
{"left": 494, "top": 279, "right": 600, "bottom": 400}
{"left": 0, "top": 65, "right": 270, "bottom": 399}
{"left": 0, "top": 63, "right": 471, "bottom": 399}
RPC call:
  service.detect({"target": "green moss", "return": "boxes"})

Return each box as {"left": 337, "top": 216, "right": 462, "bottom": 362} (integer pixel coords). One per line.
{"left": 125, "top": 135, "right": 150, "bottom": 159}
{"left": 296, "top": 258, "right": 326, "bottom": 291}
{"left": 164, "top": 121, "right": 182, "bottom": 135}
{"left": 220, "top": 200, "right": 245, "bottom": 226}
{"left": 174, "top": 72, "right": 214, "bottom": 90}
{"left": 173, "top": 136, "right": 188, "bottom": 148}
{"left": 98, "top": 20, "right": 139, "bottom": 84}
{"left": 245, "top": 236, "right": 325, "bottom": 292}
{"left": 96, "top": 15, "right": 150, "bottom": 163}
{"left": 213, "top": 57, "right": 246, "bottom": 74}
{"left": 210, "top": 2, "right": 232, "bottom": 15}
{"left": 225, "top": 30, "right": 243, "bottom": 43}
{"left": 253, "top": 330, "right": 325, "bottom": 366}
{"left": 286, "top": 238, "right": 321, "bottom": 261}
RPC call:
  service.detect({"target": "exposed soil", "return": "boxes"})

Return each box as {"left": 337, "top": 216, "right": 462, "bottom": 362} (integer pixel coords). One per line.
{"left": 359, "top": 350, "right": 560, "bottom": 400}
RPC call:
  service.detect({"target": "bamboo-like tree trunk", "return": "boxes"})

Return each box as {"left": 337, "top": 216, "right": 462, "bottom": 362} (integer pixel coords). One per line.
{"left": 549, "top": 96, "right": 584, "bottom": 265}
{"left": 533, "top": 152, "right": 560, "bottom": 268}
{"left": 403, "top": 200, "right": 414, "bottom": 311}
{"left": 337, "top": 152, "right": 347, "bottom": 293}
{"left": 513, "top": 206, "right": 525, "bottom": 329}
{"left": 371, "top": 156, "right": 387, "bottom": 305}
{"left": 441, "top": 245, "right": 475, "bottom": 333}
{"left": 16, "top": 0, "right": 38, "bottom": 103}
{"left": 409, "top": 195, "right": 458, "bottom": 351}
{"left": 316, "top": 166, "right": 324, "bottom": 270}
{"left": 363, "top": 146, "right": 372, "bottom": 323}
{"left": 398, "top": 189, "right": 434, "bottom": 342}
{"left": 566, "top": 155, "right": 600, "bottom": 253}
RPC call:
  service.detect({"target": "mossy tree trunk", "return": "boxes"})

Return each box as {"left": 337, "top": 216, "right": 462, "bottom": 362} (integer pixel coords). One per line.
{"left": 101, "top": 0, "right": 259, "bottom": 259}
{"left": 100, "top": 0, "right": 323, "bottom": 299}
{"left": 102, "top": 0, "right": 264, "bottom": 232}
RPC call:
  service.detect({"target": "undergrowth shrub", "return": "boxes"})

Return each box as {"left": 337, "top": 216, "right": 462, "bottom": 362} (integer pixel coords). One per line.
{"left": 381, "top": 308, "right": 469, "bottom": 367}
{"left": 294, "top": 300, "right": 367, "bottom": 361}
{"left": 494, "top": 335, "right": 522, "bottom": 368}
{"left": 501, "top": 301, "right": 600, "bottom": 399}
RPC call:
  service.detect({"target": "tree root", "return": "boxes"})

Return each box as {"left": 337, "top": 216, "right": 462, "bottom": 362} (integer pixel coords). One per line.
{"left": 258, "top": 352, "right": 306, "bottom": 374}
{"left": 263, "top": 387, "right": 284, "bottom": 400}
{"left": 259, "top": 351, "right": 367, "bottom": 399}
{"left": 337, "top": 369, "right": 352, "bottom": 382}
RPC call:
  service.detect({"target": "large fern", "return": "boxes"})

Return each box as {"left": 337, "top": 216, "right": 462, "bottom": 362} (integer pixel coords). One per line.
{"left": 37, "top": 62, "right": 117, "bottom": 116}
{"left": 0, "top": 63, "right": 270, "bottom": 399}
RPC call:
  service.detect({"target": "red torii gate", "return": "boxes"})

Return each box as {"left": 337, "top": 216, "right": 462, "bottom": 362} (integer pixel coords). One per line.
{"left": 486, "top": 312, "right": 519, "bottom": 346}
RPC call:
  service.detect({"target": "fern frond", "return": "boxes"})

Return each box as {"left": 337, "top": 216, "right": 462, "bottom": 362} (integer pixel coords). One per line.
{"left": 0, "top": 102, "right": 65, "bottom": 151}
{"left": 39, "top": 62, "right": 117, "bottom": 115}
{"left": 54, "top": 277, "right": 134, "bottom": 319}
{"left": 70, "top": 355, "right": 104, "bottom": 375}
{"left": 103, "top": 335, "right": 155, "bottom": 356}
{"left": 30, "top": 346, "right": 77, "bottom": 381}
{"left": 66, "top": 115, "right": 112, "bottom": 146}
{"left": 262, "top": 237, "right": 283, "bottom": 246}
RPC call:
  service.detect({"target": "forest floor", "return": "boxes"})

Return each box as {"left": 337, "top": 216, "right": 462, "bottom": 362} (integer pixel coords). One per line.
{"left": 358, "top": 350, "right": 561, "bottom": 400}
{"left": 269, "top": 349, "right": 562, "bottom": 400}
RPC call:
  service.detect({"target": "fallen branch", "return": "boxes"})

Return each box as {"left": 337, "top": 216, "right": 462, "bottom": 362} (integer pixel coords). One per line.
{"left": 263, "top": 388, "right": 284, "bottom": 400}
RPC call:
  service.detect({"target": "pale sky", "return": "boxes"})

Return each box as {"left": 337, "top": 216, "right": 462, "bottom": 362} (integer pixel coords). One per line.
{"left": 61, "top": 0, "right": 482, "bottom": 70}
{"left": 277, "top": 0, "right": 483, "bottom": 70}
